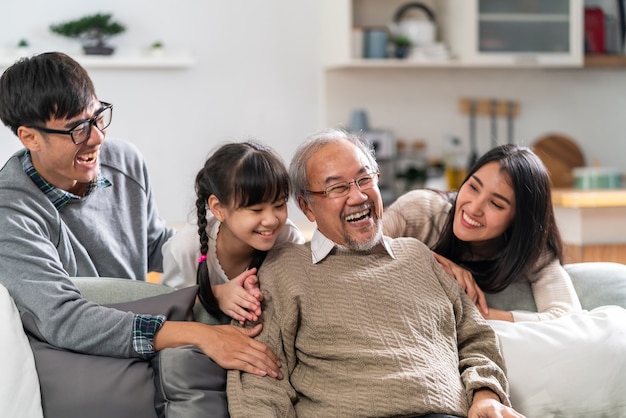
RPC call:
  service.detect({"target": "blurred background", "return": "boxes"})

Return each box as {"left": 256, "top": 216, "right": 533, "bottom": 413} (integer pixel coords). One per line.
{"left": 1, "top": 0, "right": 625, "bottom": 263}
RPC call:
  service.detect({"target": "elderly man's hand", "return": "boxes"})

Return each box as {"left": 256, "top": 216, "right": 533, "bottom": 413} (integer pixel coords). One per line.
{"left": 468, "top": 389, "right": 526, "bottom": 418}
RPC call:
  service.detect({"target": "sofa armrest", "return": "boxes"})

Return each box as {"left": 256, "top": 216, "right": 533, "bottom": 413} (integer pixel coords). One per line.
{"left": 70, "top": 277, "right": 174, "bottom": 305}
{"left": 485, "top": 262, "right": 626, "bottom": 312}
{"left": 565, "top": 262, "right": 626, "bottom": 310}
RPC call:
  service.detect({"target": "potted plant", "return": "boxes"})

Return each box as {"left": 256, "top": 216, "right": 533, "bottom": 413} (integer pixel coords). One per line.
{"left": 50, "top": 13, "right": 126, "bottom": 56}
{"left": 392, "top": 35, "right": 411, "bottom": 59}
{"left": 16, "top": 38, "right": 30, "bottom": 56}
{"left": 149, "top": 41, "right": 165, "bottom": 57}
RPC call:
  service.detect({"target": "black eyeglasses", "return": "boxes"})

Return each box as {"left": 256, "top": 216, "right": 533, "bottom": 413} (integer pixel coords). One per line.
{"left": 29, "top": 101, "right": 113, "bottom": 145}
{"left": 306, "top": 172, "right": 380, "bottom": 198}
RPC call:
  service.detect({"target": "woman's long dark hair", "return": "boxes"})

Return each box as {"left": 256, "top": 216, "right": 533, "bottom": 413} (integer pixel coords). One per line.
{"left": 432, "top": 144, "right": 563, "bottom": 293}
{"left": 195, "top": 141, "right": 290, "bottom": 317}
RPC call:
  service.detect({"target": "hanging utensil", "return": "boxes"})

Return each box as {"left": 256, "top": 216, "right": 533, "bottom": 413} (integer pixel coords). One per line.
{"left": 506, "top": 100, "right": 515, "bottom": 144}
{"left": 468, "top": 99, "right": 478, "bottom": 167}
{"left": 490, "top": 99, "right": 498, "bottom": 148}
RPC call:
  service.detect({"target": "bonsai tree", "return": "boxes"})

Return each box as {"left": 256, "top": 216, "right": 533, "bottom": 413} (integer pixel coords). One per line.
{"left": 50, "top": 13, "right": 126, "bottom": 55}
{"left": 16, "top": 38, "right": 31, "bottom": 57}
{"left": 149, "top": 41, "right": 165, "bottom": 57}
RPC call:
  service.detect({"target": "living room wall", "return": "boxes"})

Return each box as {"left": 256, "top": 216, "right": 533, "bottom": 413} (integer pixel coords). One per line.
{"left": 0, "top": 0, "right": 322, "bottom": 225}
{"left": 1, "top": 1, "right": 626, "bottom": 227}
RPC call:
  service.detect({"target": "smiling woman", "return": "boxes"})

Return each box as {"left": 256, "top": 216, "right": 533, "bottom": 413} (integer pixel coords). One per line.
{"left": 383, "top": 143, "right": 582, "bottom": 323}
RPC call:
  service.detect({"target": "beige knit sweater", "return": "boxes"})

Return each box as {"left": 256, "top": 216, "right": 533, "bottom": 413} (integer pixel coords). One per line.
{"left": 227, "top": 236, "right": 510, "bottom": 418}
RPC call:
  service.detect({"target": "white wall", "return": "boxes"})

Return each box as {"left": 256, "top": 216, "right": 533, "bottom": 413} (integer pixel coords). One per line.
{"left": 1, "top": 1, "right": 625, "bottom": 227}
{"left": 0, "top": 0, "right": 322, "bottom": 226}
{"left": 325, "top": 67, "right": 626, "bottom": 170}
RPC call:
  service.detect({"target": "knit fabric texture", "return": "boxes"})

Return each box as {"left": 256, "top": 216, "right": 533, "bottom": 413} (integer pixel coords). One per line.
{"left": 227, "top": 237, "right": 509, "bottom": 417}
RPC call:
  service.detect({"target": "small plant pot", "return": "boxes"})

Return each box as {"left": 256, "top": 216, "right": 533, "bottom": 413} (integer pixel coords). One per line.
{"left": 83, "top": 45, "right": 115, "bottom": 55}
{"left": 394, "top": 45, "right": 409, "bottom": 59}
{"left": 16, "top": 47, "right": 31, "bottom": 57}
{"left": 149, "top": 47, "right": 164, "bottom": 57}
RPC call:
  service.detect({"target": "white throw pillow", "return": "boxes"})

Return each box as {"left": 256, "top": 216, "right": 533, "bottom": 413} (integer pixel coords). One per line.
{"left": 489, "top": 306, "right": 626, "bottom": 418}
{"left": 0, "top": 284, "right": 43, "bottom": 418}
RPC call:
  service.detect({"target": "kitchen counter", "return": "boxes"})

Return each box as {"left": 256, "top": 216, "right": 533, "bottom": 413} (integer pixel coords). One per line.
{"left": 552, "top": 189, "right": 626, "bottom": 208}
{"left": 552, "top": 189, "right": 626, "bottom": 264}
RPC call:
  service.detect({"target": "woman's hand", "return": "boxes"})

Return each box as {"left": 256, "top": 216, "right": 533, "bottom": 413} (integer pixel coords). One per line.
{"left": 213, "top": 268, "right": 262, "bottom": 325}
{"left": 481, "top": 307, "right": 514, "bottom": 322}
{"left": 432, "top": 252, "right": 489, "bottom": 316}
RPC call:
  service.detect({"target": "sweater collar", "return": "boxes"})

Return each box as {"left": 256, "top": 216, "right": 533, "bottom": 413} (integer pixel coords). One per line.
{"left": 20, "top": 150, "right": 112, "bottom": 210}
{"left": 310, "top": 228, "right": 396, "bottom": 264}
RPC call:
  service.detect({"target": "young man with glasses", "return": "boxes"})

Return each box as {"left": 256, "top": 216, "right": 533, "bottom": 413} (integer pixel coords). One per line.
{"left": 0, "top": 52, "right": 281, "bottom": 417}
{"left": 227, "top": 128, "right": 525, "bottom": 418}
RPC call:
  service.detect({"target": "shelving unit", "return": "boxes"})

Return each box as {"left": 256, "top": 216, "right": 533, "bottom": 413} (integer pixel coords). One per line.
{"left": 0, "top": 53, "right": 196, "bottom": 69}
{"left": 326, "top": 55, "right": 626, "bottom": 70}
{"left": 324, "top": 0, "right": 586, "bottom": 69}
{"left": 584, "top": 54, "right": 626, "bottom": 68}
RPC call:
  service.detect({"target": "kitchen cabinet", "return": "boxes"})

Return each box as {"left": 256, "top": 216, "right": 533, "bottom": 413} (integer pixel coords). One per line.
{"left": 323, "top": 0, "right": 584, "bottom": 68}
{"left": 553, "top": 189, "right": 626, "bottom": 264}
{"left": 444, "top": 0, "right": 583, "bottom": 67}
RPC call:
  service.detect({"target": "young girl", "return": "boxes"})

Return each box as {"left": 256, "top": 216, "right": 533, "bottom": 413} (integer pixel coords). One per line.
{"left": 161, "top": 140, "right": 304, "bottom": 324}
{"left": 383, "top": 144, "right": 582, "bottom": 322}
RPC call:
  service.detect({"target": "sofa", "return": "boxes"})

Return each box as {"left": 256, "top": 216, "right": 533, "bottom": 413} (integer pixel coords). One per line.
{"left": 2, "top": 262, "right": 626, "bottom": 418}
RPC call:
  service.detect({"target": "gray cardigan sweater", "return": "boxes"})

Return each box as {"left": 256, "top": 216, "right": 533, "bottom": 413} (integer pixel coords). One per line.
{"left": 227, "top": 236, "right": 510, "bottom": 417}
{"left": 0, "top": 138, "right": 174, "bottom": 357}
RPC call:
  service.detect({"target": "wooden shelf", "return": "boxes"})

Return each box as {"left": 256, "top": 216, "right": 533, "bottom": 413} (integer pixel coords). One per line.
{"left": 0, "top": 53, "right": 196, "bottom": 70}
{"left": 553, "top": 189, "right": 626, "bottom": 208}
{"left": 584, "top": 54, "right": 626, "bottom": 68}
{"left": 326, "top": 59, "right": 583, "bottom": 70}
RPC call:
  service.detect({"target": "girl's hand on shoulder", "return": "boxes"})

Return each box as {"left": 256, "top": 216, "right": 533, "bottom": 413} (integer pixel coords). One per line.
{"left": 213, "top": 268, "right": 262, "bottom": 325}
{"left": 432, "top": 252, "right": 489, "bottom": 316}
{"left": 242, "top": 268, "right": 263, "bottom": 303}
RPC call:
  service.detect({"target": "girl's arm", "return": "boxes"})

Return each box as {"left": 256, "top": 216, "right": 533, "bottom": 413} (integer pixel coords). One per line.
{"left": 432, "top": 252, "right": 489, "bottom": 315}
{"left": 213, "top": 268, "right": 262, "bottom": 325}
{"left": 512, "top": 253, "right": 582, "bottom": 322}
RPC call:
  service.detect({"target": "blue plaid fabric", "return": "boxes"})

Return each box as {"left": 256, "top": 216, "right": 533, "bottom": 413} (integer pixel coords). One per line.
{"left": 133, "top": 315, "right": 167, "bottom": 356}
{"left": 20, "top": 150, "right": 112, "bottom": 210}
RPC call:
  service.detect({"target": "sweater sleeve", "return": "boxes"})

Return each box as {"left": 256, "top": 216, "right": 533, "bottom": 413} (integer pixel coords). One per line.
{"left": 511, "top": 251, "right": 583, "bottom": 322}
{"left": 431, "top": 255, "right": 511, "bottom": 407}
{"left": 383, "top": 189, "right": 452, "bottom": 248}
{"left": 227, "top": 246, "right": 299, "bottom": 417}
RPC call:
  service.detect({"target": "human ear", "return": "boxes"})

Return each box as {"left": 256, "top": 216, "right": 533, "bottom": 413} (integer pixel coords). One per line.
{"left": 208, "top": 195, "right": 226, "bottom": 222}
{"left": 16, "top": 126, "right": 41, "bottom": 151}
{"left": 298, "top": 196, "right": 316, "bottom": 222}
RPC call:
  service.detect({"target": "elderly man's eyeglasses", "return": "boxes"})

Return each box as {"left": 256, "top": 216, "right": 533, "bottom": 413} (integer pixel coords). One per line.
{"left": 29, "top": 102, "right": 113, "bottom": 145}
{"left": 306, "top": 172, "right": 380, "bottom": 198}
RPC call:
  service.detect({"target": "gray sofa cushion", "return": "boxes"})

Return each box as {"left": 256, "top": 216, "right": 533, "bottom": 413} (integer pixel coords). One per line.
{"left": 22, "top": 283, "right": 199, "bottom": 418}
{"left": 485, "top": 262, "right": 626, "bottom": 312}
{"left": 565, "top": 262, "right": 626, "bottom": 310}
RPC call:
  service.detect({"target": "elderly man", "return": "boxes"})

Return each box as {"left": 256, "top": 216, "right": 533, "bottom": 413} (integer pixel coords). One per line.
{"left": 227, "top": 128, "right": 525, "bottom": 418}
